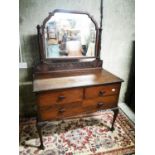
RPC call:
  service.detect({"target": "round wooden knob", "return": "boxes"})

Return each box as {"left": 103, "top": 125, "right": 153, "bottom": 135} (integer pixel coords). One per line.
{"left": 58, "top": 96, "right": 65, "bottom": 100}
{"left": 97, "top": 102, "right": 104, "bottom": 107}
{"left": 99, "top": 90, "right": 106, "bottom": 96}
{"left": 59, "top": 108, "right": 65, "bottom": 113}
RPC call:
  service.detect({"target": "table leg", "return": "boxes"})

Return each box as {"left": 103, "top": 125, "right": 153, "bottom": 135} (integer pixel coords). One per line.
{"left": 110, "top": 108, "right": 119, "bottom": 131}
{"left": 36, "top": 122, "right": 45, "bottom": 150}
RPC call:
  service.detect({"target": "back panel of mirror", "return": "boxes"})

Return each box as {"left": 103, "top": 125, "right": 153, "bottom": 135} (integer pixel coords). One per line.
{"left": 43, "top": 12, "right": 96, "bottom": 59}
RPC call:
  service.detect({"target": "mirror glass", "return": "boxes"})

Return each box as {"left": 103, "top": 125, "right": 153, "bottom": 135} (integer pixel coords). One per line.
{"left": 44, "top": 12, "right": 96, "bottom": 58}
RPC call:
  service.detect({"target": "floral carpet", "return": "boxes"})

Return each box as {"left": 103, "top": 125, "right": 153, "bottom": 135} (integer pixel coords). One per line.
{"left": 19, "top": 109, "right": 135, "bottom": 155}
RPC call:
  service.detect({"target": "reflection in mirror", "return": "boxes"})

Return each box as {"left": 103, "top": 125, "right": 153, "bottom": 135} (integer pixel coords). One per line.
{"left": 44, "top": 12, "right": 96, "bottom": 58}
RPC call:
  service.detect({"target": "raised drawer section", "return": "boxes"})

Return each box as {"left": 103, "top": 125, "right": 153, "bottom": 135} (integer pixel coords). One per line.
{"left": 85, "top": 83, "right": 121, "bottom": 99}
{"left": 39, "top": 101, "right": 83, "bottom": 121}
{"left": 83, "top": 95, "right": 118, "bottom": 113}
{"left": 37, "top": 88, "right": 83, "bottom": 107}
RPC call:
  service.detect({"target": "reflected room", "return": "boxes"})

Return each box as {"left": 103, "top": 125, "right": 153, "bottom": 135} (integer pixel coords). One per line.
{"left": 44, "top": 12, "right": 96, "bottom": 58}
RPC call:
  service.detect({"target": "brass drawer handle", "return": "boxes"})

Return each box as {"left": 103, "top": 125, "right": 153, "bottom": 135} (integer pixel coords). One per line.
{"left": 99, "top": 90, "right": 106, "bottom": 96}
{"left": 58, "top": 96, "right": 66, "bottom": 100}
{"left": 58, "top": 108, "right": 65, "bottom": 113}
{"left": 97, "top": 102, "right": 104, "bottom": 107}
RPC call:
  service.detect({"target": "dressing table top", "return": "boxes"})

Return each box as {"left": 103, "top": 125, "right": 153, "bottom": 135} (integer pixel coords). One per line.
{"left": 33, "top": 69, "right": 123, "bottom": 92}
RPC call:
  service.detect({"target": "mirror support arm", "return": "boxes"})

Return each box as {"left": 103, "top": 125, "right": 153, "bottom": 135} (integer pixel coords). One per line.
{"left": 97, "top": 0, "right": 103, "bottom": 59}
{"left": 37, "top": 25, "right": 44, "bottom": 63}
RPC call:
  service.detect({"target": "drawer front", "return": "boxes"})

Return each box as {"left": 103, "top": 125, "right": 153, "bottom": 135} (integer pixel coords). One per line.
{"left": 38, "top": 101, "right": 83, "bottom": 121}
{"left": 83, "top": 95, "right": 118, "bottom": 113}
{"left": 37, "top": 88, "right": 83, "bottom": 107}
{"left": 85, "top": 83, "right": 121, "bottom": 99}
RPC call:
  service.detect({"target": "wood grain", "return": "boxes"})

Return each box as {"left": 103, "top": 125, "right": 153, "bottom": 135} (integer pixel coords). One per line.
{"left": 33, "top": 69, "right": 123, "bottom": 92}
{"left": 85, "top": 83, "right": 121, "bottom": 99}
{"left": 83, "top": 95, "right": 119, "bottom": 113}
{"left": 38, "top": 101, "right": 83, "bottom": 121}
{"left": 37, "top": 88, "right": 83, "bottom": 107}
{"left": 38, "top": 95, "right": 119, "bottom": 121}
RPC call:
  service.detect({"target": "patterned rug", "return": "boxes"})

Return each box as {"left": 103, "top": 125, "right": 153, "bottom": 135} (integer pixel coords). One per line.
{"left": 19, "top": 109, "right": 135, "bottom": 155}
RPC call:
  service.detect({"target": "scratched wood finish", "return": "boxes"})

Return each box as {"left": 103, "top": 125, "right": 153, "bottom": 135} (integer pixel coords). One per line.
{"left": 33, "top": 69, "right": 123, "bottom": 92}
{"left": 85, "top": 83, "right": 121, "bottom": 99}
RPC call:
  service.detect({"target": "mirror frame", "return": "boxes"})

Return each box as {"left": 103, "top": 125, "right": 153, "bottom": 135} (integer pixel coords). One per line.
{"left": 37, "top": 9, "right": 100, "bottom": 63}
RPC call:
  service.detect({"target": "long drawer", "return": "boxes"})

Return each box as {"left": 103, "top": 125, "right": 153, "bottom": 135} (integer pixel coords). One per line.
{"left": 85, "top": 83, "right": 121, "bottom": 99}
{"left": 37, "top": 88, "right": 83, "bottom": 107}
{"left": 38, "top": 95, "right": 118, "bottom": 121}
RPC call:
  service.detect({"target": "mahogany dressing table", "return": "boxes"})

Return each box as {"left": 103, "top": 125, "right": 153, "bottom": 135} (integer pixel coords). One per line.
{"left": 33, "top": 4, "right": 123, "bottom": 150}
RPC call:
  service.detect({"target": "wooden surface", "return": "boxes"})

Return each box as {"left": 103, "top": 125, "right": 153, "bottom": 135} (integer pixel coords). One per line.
{"left": 83, "top": 95, "right": 118, "bottom": 113}
{"left": 34, "top": 59, "right": 103, "bottom": 73}
{"left": 38, "top": 101, "right": 83, "bottom": 121}
{"left": 85, "top": 83, "right": 121, "bottom": 99}
{"left": 33, "top": 69, "right": 123, "bottom": 92}
{"left": 37, "top": 88, "right": 83, "bottom": 106}
{"left": 38, "top": 94, "right": 118, "bottom": 121}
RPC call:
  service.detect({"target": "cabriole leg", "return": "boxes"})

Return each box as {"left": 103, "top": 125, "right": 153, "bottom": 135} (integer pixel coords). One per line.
{"left": 110, "top": 108, "right": 119, "bottom": 131}
{"left": 36, "top": 122, "right": 45, "bottom": 150}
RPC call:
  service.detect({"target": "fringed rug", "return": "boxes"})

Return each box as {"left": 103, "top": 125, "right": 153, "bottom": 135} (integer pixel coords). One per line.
{"left": 19, "top": 109, "right": 135, "bottom": 155}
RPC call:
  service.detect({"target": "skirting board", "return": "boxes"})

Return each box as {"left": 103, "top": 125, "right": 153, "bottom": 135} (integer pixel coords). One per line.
{"left": 118, "top": 102, "right": 135, "bottom": 123}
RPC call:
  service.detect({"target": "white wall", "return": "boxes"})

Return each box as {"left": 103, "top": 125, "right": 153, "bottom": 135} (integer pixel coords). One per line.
{"left": 101, "top": 0, "right": 135, "bottom": 102}
{"left": 19, "top": 0, "right": 135, "bottom": 115}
